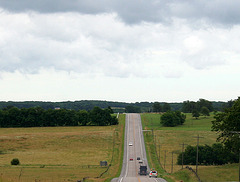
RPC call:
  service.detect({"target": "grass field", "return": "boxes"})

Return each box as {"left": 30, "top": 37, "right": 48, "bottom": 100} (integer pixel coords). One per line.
{"left": 0, "top": 114, "right": 125, "bottom": 182}
{"left": 141, "top": 113, "right": 239, "bottom": 182}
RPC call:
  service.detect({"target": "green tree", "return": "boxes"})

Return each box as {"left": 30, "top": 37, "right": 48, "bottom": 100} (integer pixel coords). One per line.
{"left": 162, "top": 102, "right": 171, "bottom": 112}
{"left": 90, "top": 106, "right": 117, "bottom": 126}
{"left": 197, "top": 98, "right": 213, "bottom": 112}
{"left": 153, "top": 102, "right": 162, "bottom": 112}
{"left": 106, "top": 106, "right": 114, "bottom": 114}
{"left": 11, "top": 158, "right": 20, "bottom": 165}
{"left": 125, "top": 105, "right": 141, "bottom": 113}
{"left": 177, "top": 143, "right": 238, "bottom": 165}
{"left": 201, "top": 106, "right": 210, "bottom": 117}
{"left": 182, "top": 100, "right": 197, "bottom": 113}
{"left": 160, "top": 111, "right": 186, "bottom": 127}
{"left": 212, "top": 97, "right": 240, "bottom": 153}
{"left": 77, "top": 110, "right": 90, "bottom": 126}
{"left": 192, "top": 109, "right": 200, "bottom": 119}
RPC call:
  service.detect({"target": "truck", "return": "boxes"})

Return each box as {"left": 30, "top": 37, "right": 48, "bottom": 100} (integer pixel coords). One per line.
{"left": 139, "top": 165, "right": 147, "bottom": 175}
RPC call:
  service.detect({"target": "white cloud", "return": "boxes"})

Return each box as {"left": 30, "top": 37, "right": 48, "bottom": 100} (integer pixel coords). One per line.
{"left": 0, "top": 3, "right": 240, "bottom": 102}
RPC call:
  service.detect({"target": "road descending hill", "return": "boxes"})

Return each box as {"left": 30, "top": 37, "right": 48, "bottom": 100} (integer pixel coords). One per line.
{"left": 112, "top": 113, "right": 167, "bottom": 182}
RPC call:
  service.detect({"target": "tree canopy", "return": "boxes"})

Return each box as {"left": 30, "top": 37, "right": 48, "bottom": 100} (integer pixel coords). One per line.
{"left": 0, "top": 106, "right": 118, "bottom": 127}
{"left": 160, "top": 111, "right": 186, "bottom": 127}
{"left": 177, "top": 143, "right": 238, "bottom": 165}
{"left": 212, "top": 97, "right": 240, "bottom": 153}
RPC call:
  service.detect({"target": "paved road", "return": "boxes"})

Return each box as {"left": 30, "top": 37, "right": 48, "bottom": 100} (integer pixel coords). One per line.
{"left": 112, "top": 113, "right": 167, "bottom": 182}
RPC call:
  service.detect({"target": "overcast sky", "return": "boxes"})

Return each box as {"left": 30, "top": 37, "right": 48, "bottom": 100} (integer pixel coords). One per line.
{"left": 0, "top": 0, "right": 240, "bottom": 103}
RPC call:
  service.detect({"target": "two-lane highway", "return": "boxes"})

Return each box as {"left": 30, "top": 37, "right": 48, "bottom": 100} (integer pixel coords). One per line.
{"left": 112, "top": 113, "right": 167, "bottom": 182}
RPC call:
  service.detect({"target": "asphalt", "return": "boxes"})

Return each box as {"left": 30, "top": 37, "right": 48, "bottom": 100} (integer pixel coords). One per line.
{"left": 111, "top": 113, "right": 167, "bottom": 182}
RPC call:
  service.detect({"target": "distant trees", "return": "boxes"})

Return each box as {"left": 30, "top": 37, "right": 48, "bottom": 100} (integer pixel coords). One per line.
{"left": 177, "top": 143, "right": 238, "bottom": 165}
{"left": 153, "top": 102, "right": 162, "bottom": 112}
{"left": 162, "top": 103, "right": 171, "bottom": 112}
{"left": 182, "top": 99, "right": 213, "bottom": 113}
{"left": 125, "top": 105, "right": 141, "bottom": 113}
{"left": 0, "top": 106, "right": 118, "bottom": 127}
{"left": 160, "top": 111, "right": 186, "bottom": 127}
{"left": 152, "top": 102, "right": 171, "bottom": 112}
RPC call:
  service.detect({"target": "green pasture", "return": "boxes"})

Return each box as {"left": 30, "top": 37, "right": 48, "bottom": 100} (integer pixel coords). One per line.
{"left": 141, "top": 113, "right": 238, "bottom": 182}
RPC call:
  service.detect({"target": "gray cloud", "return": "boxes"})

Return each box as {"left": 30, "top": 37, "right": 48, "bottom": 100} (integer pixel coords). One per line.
{"left": 1, "top": 0, "right": 240, "bottom": 25}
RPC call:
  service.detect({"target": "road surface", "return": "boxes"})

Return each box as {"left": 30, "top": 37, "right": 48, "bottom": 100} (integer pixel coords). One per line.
{"left": 112, "top": 113, "right": 167, "bottom": 182}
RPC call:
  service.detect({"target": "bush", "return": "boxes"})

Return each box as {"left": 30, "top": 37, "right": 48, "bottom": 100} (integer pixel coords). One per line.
{"left": 11, "top": 158, "right": 20, "bottom": 165}
{"left": 160, "top": 111, "right": 186, "bottom": 127}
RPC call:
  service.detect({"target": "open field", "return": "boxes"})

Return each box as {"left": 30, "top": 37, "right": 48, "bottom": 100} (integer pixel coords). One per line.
{"left": 0, "top": 114, "right": 125, "bottom": 182}
{"left": 141, "top": 113, "right": 239, "bottom": 182}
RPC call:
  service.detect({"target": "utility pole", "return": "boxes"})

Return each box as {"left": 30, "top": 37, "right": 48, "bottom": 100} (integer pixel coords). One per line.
{"left": 193, "top": 134, "right": 203, "bottom": 175}
{"left": 179, "top": 143, "right": 188, "bottom": 169}
{"left": 230, "top": 131, "right": 240, "bottom": 182}
{"left": 171, "top": 151, "right": 174, "bottom": 173}
{"left": 158, "top": 144, "right": 160, "bottom": 162}
{"left": 164, "top": 150, "right": 167, "bottom": 170}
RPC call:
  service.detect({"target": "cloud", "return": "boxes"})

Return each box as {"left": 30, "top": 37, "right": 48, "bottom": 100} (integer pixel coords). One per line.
{"left": 1, "top": 0, "right": 240, "bottom": 25}
{"left": 1, "top": 8, "right": 240, "bottom": 80}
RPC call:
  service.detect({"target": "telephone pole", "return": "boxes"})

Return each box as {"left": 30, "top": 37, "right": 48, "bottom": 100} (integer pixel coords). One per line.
{"left": 164, "top": 150, "right": 167, "bottom": 170}
{"left": 193, "top": 134, "right": 203, "bottom": 174}
{"left": 171, "top": 151, "right": 174, "bottom": 173}
{"left": 158, "top": 144, "right": 160, "bottom": 162}
{"left": 179, "top": 143, "right": 188, "bottom": 169}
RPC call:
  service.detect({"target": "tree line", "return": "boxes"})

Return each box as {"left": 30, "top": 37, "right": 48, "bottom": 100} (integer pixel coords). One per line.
{"left": 0, "top": 106, "right": 118, "bottom": 127}
{"left": 0, "top": 99, "right": 230, "bottom": 113}
{"left": 177, "top": 143, "right": 238, "bottom": 165}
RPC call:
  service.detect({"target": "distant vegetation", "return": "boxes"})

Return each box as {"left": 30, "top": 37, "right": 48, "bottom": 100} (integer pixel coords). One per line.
{"left": 0, "top": 99, "right": 231, "bottom": 113}
{"left": 0, "top": 106, "right": 118, "bottom": 127}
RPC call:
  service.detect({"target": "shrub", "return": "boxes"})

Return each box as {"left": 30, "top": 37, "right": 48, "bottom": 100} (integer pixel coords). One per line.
{"left": 11, "top": 158, "right": 20, "bottom": 165}
{"left": 160, "top": 111, "right": 186, "bottom": 127}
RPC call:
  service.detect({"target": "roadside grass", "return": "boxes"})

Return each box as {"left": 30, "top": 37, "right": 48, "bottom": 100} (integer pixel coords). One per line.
{"left": 0, "top": 114, "right": 125, "bottom": 182}
{"left": 141, "top": 113, "right": 238, "bottom": 182}
{"left": 142, "top": 113, "right": 213, "bottom": 131}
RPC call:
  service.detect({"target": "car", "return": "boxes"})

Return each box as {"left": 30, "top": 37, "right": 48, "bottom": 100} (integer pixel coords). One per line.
{"left": 129, "top": 158, "right": 133, "bottom": 161}
{"left": 138, "top": 160, "right": 143, "bottom": 163}
{"left": 129, "top": 142, "right": 133, "bottom": 146}
{"left": 149, "top": 170, "right": 157, "bottom": 178}
{"left": 137, "top": 157, "right": 140, "bottom": 160}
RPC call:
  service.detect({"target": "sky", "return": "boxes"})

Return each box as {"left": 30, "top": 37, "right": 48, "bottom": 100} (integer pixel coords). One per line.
{"left": 0, "top": 0, "right": 240, "bottom": 103}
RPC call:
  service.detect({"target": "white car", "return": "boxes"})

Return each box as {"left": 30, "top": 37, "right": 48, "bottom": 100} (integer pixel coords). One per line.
{"left": 129, "top": 142, "right": 133, "bottom": 146}
{"left": 149, "top": 170, "right": 157, "bottom": 178}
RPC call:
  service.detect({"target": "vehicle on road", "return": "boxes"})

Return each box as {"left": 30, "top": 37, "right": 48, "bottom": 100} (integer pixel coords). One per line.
{"left": 139, "top": 165, "right": 147, "bottom": 175}
{"left": 138, "top": 160, "right": 143, "bottom": 164}
{"left": 149, "top": 170, "right": 158, "bottom": 178}
{"left": 129, "top": 142, "right": 133, "bottom": 146}
{"left": 129, "top": 158, "right": 133, "bottom": 161}
{"left": 137, "top": 157, "right": 140, "bottom": 160}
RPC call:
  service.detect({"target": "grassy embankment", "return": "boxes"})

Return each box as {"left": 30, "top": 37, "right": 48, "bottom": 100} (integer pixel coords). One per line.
{"left": 141, "top": 113, "right": 238, "bottom": 182}
{"left": 0, "top": 114, "right": 125, "bottom": 182}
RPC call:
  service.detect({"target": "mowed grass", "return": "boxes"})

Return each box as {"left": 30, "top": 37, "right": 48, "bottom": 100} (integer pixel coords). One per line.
{"left": 0, "top": 114, "right": 125, "bottom": 182}
{"left": 141, "top": 113, "right": 239, "bottom": 182}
